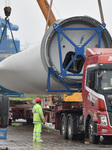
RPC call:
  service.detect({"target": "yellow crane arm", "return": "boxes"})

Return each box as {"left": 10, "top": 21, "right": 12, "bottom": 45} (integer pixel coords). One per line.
{"left": 36, "top": 0, "right": 56, "bottom": 27}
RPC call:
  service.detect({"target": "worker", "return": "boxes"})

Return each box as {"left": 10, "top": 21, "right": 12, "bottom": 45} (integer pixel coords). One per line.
{"left": 32, "top": 97, "right": 45, "bottom": 142}
{"left": 45, "top": 103, "right": 50, "bottom": 108}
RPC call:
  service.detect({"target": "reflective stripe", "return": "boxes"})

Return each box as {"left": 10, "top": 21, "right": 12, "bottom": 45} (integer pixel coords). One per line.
{"left": 40, "top": 114, "right": 44, "bottom": 116}
{"left": 33, "top": 132, "right": 41, "bottom": 133}
{"left": 41, "top": 116, "right": 44, "bottom": 118}
{"left": 34, "top": 112, "right": 44, "bottom": 115}
{"left": 33, "top": 121, "right": 42, "bottom": 123}
{"left": 33, "top": 135, "right": 41, "bottom": 137}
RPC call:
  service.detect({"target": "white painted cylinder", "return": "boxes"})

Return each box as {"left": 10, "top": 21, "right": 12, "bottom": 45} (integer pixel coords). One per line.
{"left": 0, "top": 44, "right": 64, "bottom": 94}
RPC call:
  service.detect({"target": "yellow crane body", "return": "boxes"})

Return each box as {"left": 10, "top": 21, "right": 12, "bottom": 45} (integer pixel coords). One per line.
{"left": 36, "top": 0, "right": 56, "bottom": 26}
{"left": 63, "top": 93, "right": 83, "bottom": 102}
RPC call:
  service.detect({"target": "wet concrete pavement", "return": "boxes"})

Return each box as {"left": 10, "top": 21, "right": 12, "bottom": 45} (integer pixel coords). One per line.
{"left": 0, "top": 121, "right": 112, "bottom": 150}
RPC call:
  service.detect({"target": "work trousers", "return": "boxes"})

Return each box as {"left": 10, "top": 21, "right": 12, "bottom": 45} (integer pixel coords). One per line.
{"left": 33, "top": 122, "right": 42, "bottom": 141}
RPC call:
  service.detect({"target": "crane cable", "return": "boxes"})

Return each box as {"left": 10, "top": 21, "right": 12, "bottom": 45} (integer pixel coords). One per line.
{"left": 5, "top": 0, "right": 10, "bottom": 6}
{"left": 45, "top": 0, "right": 53, "bottom": 32}
{"left": 97, "top": 0, "right": 105, "bottom": 24}
{"left": 2, "top": 1, "right": 18, "bottom": 53}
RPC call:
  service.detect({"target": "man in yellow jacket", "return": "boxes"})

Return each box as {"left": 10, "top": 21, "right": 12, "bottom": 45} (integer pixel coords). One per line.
{"left": 32, "top": 97, "right": 45, "bottom": 142}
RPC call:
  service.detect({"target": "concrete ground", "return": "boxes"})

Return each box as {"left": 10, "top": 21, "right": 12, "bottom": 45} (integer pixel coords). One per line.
{"left": 0, "top": 120, "right": 112, "bottom": 150}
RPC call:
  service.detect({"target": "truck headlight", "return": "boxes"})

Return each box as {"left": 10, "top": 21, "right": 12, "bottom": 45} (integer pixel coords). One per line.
{"left": 99, "top": 115, "right": 107, "bottom": 126}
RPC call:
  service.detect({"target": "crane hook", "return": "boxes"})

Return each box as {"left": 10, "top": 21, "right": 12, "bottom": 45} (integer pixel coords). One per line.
{"left": 4, "top": 6, "right": 12, "bottom": 20}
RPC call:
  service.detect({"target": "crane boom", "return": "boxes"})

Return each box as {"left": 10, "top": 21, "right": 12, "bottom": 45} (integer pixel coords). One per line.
{"left": 36, "top": 0, "right": 56, "bottom": 27}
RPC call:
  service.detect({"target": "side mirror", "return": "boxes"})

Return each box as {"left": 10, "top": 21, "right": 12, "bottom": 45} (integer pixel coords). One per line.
{"left": 89, "top": 71, "right": 95, "bottom": 89}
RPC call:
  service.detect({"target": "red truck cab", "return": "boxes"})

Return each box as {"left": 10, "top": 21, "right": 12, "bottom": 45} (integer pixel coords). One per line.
{"left": 82, "top": 48, "right": 112, "bottom": 143}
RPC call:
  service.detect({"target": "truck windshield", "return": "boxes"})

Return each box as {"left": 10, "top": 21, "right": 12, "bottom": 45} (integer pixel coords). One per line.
{"left": 99, "top": 70, "right": 112, "bottom": 90}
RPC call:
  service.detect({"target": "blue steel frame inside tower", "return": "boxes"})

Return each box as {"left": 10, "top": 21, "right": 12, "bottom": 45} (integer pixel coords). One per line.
{"left": 47, "top": 23, "right": 106, "bottom": 92}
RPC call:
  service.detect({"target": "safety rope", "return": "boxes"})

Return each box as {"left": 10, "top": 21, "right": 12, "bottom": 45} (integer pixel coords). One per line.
{"left": 7, "top": 20, "right": 18, "bottom": 53}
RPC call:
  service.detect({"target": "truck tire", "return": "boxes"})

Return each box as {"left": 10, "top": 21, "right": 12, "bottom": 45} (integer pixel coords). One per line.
{"left": 60, "top": 115, "right": 68, "bottom": 139}
{"left": 0, "top": 96, "right": 9, "bottom": 128}
{"left": 9, "top": 118, "right": 12, "bottom": 125}
{"left": 68, "top": 115, "right": 75, "bottom": 140}
{"left": 88, "top": 118, "right": 100, "bottom": 144}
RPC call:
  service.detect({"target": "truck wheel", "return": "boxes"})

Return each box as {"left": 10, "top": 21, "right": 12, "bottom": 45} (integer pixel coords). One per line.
{"left": 68, "top": 115, "right": 75, "bottom": 140}
{"left": 60, "top": 115, "right": 68, "bottom": 139}
{"left": 0, "top": 96, "right": 9, "bottom": 128}
{"left": 88, "top": 118, "right": 100, "bottom": 144}
{"left": 9, "top": 118, "right": 12, "bottom": 125}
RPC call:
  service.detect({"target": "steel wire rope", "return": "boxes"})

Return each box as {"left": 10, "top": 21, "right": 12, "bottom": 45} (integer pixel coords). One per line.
{"left": 0, "top": 20, "right": 8, "bottom": 44}
{"left": 52, "top": 2, "right": 62, "bottom": 19}
{"left": 7, "top": 20, "right": 18, "bottom": 53}
{"left": 45, "top": 0, "right": 54, "bottom": 32}
{"left": 5, "top": 0, "right": 10, "bottom": 6}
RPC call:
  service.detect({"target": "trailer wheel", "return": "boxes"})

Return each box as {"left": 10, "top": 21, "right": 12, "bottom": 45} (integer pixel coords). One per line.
{"left": 60, "top": 115, "right": 68, "bottom": 139}
{"left": 88, "top": 118, "right": 100, "bottom": 144}
{"left": 0, "top": 96, "right": 9, "bottom": 128}
{"left": 68, "top": 115, "right": 75, "bottom": 140}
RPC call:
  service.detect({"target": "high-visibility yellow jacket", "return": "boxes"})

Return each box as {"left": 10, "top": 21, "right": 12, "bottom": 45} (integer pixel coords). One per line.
{"left": 32, "top": 103, "right": 45, "bottom": 124}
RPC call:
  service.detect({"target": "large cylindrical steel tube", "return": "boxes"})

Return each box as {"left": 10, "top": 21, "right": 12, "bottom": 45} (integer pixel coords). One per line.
{"left": 0, "top": 44, "right": 65, "bottom": 94}
{"left": 41, "top": 16, "right": 112, "bottom": 84}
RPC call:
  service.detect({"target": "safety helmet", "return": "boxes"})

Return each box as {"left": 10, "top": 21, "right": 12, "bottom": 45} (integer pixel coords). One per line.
{"left": 36, "top": 97, "right": 42, "bottom": 103}
{"left": 45, "top": 103, "right": 47, "bottom": 106}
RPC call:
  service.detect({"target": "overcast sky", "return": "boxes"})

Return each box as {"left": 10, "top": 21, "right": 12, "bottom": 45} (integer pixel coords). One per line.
{"left": 0, "top": 0, "right": 112, "bottom": 50}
